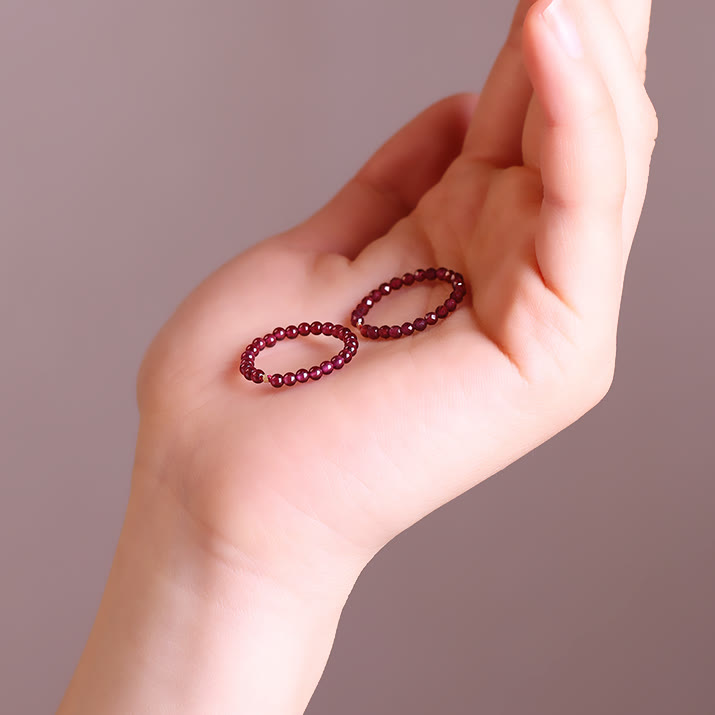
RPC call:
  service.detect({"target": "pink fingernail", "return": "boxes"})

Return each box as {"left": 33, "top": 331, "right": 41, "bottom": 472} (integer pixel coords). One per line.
{"left": 542, "top": 0, "right": 583, "bottom": 59}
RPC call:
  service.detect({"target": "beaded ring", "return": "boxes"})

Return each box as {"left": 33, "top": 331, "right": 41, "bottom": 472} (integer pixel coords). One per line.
{"left": 350, "top": 267, "right": 466, "bottom": 339}
{"left": 239, "top": 321, "right": 358, "bottom": 388}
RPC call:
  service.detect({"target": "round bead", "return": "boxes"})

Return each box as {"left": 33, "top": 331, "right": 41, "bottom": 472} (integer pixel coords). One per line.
{"left": 252, "top": 337, "right": 266, "bottom": 350}
{"left": 283, "top": 372, "right": 297, "bottom": 386}
{"left": 379, "top": 325, "right": 391, "bottom": 339}
{"left": 402, "top": 272, "right": 415, "bottom": 286}
{"left": 370, "top": 289, "right": 383, "bottom": 302}
{"left": 445, "top": 298, "right": 458, "bottom": 312}
{"left": 388, "top": 325, "right": 402, "bottom": 339}
{"left": 389, "top": 277, "right": 403, "bottom": 290}
{"left": 273, "top": 327, "right": 286, "bottom": 341}
{"left": 309, "top": 321, "right": 323, "bottom": 335}
{"left": 298, "top": 322, "right": 311, "bottom": 336}
{"left": 269, "top": 374, "right": 284, "bottom": 388}
{"left": 425, "top": 267, "right": 437, "bottom": 280}
{"left": 308, "top": 366, "right": 322, "bottom": 381}
{"left": 360, "top": 325, "right": 370, "bottom": 338}
{"left": 401, "top": 322, "right": 414, "bottom": 337}
{"left": 332, "top": 355, "right": 345, "bottom": 370}
{"left": 414, "top": 317, "right": 427, "bottom": 332}
{"left": 245, "top": 345, "right": 259, "bottom": 357}
{"left": 425, "top": 312, "right": 438, "bottom": 325}
{"left": 366, "top": 325, "right": 379, "bottom": 340}
{"left": 363, "top": 297, "right": 375, "bottom": 309}
{"left": 320, "top": 360, "right": 334, "bottom": 375}
{"left": 285, "top": 325, "right": 299, "bottom": 339}
{"left": 321, "top": 322, "right": 334, "bottom": 336}
{"left": 251, "top": 369, "right": 265, "bottom": 384}
{"left": 264, "top": 334, "right": 277, "bottom": 348}
{"left": 340, "top": 350, "right": 353, "bottom": 363}
{"left": 379, "top": 283, "right": 391, "bottom": 295}
{"left": 452, "top": 272, "right": 465, "bottom": 286}
{"left": 452, "top": 286, "right": 466, "bottom": 301}
{"left": 436, "top": 305, "right": 449, "bottom": 319}
{"left": 296, "top": 369, "right": 310, "bottom": 383}
{"left": 414, "top": 269, "right": 426, "bottom": 282}
{"left": 436, "top": 267, "right": 449, "bottom": 280}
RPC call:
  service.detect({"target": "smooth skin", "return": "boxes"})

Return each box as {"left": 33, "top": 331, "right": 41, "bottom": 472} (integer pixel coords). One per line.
{"left": 58, "top": 0, "right": 657, "bottom": 713}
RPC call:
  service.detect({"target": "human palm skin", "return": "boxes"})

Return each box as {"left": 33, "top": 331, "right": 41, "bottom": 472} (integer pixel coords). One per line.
{"left": 132, "top": 0, "right": 657, "bottom": 597}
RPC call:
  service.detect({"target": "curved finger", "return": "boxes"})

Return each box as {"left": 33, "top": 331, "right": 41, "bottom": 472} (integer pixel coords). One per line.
{"left": 288, "top": 93, "right": 479, "bottom": 259}
{"left": 522, "top": 0, "right": 626, "bottom": 317}
{"left": 462, "top": 0, "right": 537, "bottom": 167}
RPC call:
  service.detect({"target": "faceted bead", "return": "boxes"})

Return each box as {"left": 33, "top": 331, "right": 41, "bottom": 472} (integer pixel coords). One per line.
{"left": 452, "top": 272, "right": 465, "bottom": 286}
{"left": 436, "top": 305, "right": 449, "bottom": 319}
{"left": 363, "top": 297, "right": 375, "bottom": 309}
{"left": 295, "top": 369, "right": 310, "bottom": 383}
{"left": 273, "top": 327, "right": 286, "bottom": 341}
{"left": 310, "top": 321, "right": 323, "bottom": 335}
{"left": 401, "top": 322, "right": 414, "bottom": 337}
{"left": 414, "top": 317, "right": 428, "bottom": 331}
{"left": 379, "top": 283, "right": 391, "bottom": 295}
{"left": 388, "top": 325, "right": 402, "bottom": 339}
{"left": 269, "top": 374, "right": 284, "bottom": 388}
{"left": 366, "top": 325, "right": 379, "bottom": 339}
{"left": 283, "top": 372, "right": 297, "bottom": 386}
{"left": 285, "top": 325, "right": 299, "bottom": 339}
{"left": 436, "top": 267, "right": 449, "bottom": 280}
{"left": 425, "top": 267, "right": 437, "bottom": 280}
{"left": 378, "top": 325, "right": 391, "bottom": 339}
{"left": 389, "top": 277, "right": 403, "bottom": 290}
{"left": 355, "top": 304, "right": 368, "bottom": 317}
{"left": 402, "top": 272, "right": 415, "bottom": 286}
{"left": 251, "top": 369, "right": 265, "bottom": 383}
{"left": 370, "top": 289, "right": 383, "bottom": 302}
{"left": 264, "top": 334, "right": 277, "bottom": 348}
{"left": 320, "top": 360, "right": 334, "bottom": 375}
{"left": 252, "top": 337, "right": 266, "bottom": 350}
{"left": 298, "top": 322, "right": 311, "bottom": 336}
{"left": 359, "top": 325, "right": 369, "bottom": 337}
{"left": 452, "top": 286, "right": 466, "bottom": 301}
{"left": 321, "top": 322, "right": 334, "bottom": 336}
{"left": 308, "top": 366, "right": 322, "bottom": 381}
{"left": 425, "top": 312, "right": 438, "bottom": 325}
{"left": 445, "top": 298, "right": 458, "bottom": 312}
{"left": 414, "top": 269, "right": 426, "bottom": 282}
{"left": 331, "top": 355, "right": 345, "bottom": 370}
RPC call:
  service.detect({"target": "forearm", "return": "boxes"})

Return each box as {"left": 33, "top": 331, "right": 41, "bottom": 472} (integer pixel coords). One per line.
{"left": 57, "top": 473, "right": 361, "bottom": 715}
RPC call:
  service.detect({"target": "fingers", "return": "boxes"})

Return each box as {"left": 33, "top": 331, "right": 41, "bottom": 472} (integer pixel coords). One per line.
{"left": 522, "top": 0, "right": 627, "bottom": 317}
{"left": 462, "top": 0, "right": 537, "bottom": 167}
{"left": 287, "top": 94, "right": 479, "bottom": 259}
{"left": 608, "top": 0, "right": 653, "bottom": 65}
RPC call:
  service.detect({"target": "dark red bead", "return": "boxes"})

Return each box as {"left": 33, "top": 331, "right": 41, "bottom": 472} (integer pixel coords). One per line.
{"left": 366, "top": 325, "right": 379, "bottom": 339}
{"left": 379, "top": 283, "right": 391, "bottom": 295}
{"left": 425, "top": 267, "right": 437, "bottom": 280}
{"left": 436, "top": 267, "right": 449, "bottom": 280}
{"left": 379, "top": 325, "right": 391, "bottom": 339}
{"left": 320, "top": 360, "right": 334, "bottom": 375}
{"left": 370, "top": 289, "right": 383, "bottom": 302}
{"left": 414, "top": 269, "right": 426, "bottom": 282}
{"left": 298, "top": 322, "right": 311, "bottom": 336}
{"left": 251, "top": 369, "right": 265, "bottom": 384}
{"left": 401, "top": 322, "right": 414, "bottom": 336}
{"left": 283, "top": 372, "right": 297, "bottom": 386}
{"left": 308, "top": 366, "right": 322, "bottom": 381}
{"left": 321, "top": 322, "right": 334, "bottom": 336}
{"left": 285, "top": 325, "right": 299, "bottom": 339}
{"left": 344, "top": 343, "right": 357, "bottom": 355}
{"left": 273, "top": 327, "right": 286, "bottom": 341}
{"left": 360, "top": 325, "right": 370, "bottom": 337}
{"left": 452, "top": 286, "right": 466, "bottom": 301}
{"left": 269, "top": 374, "right": 284, "bottom": 388}
{"left": 332, "top": 355, "right": 345, "bottom": 370}
{"left": 436, "top": 305, "right": 449, "bottom": 319}
{"left": 351, "top": 313, "right": 363, "bottom": 327}
{"left": 309, "top": 321, "right": 323, "bottom": 335}
{"left": 296, "top": 369, "right": 310, "bottom": 383}
{"left": 252, "top": 337, "right": 266, "bottom": 350}
{"left": 414, "top": 317, "right": 427, "bottom": 331}
{"left": 445, "top": 298, "right": 458, "bottom": 312}
{"left": 363, "top": 297, "right": 375, "bottom": 309}
{"left": 245, "top": 345, "right": 259, "bottom": 357}
{"left": 425, "top": 312, "right": 438, "bottom": 325}
{"left": 389, "top": 277, "right": 403, "bottom": 290}
{"left": 355, "top": 303, "right": 368, "bottom": 317}
{"left": 388, "top": 325, "right": 402, "bottom": 339}
{"left": 332, "top": 325, "right": 343, "bottom": 337}
{"left": 264, "top": 334, "right": 277, "bottom": 348}
{"left": 340, "top": 350, "right": 353, "bottom": 363}
{"left": 452, "top": 272, "right": 465, "bottom": 286}
{"left": 402, "top": 272, "right": 415, "bottom": 286}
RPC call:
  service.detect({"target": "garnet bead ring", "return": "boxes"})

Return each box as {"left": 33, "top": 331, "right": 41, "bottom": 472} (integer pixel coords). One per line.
{"left": 350, "top": 267, "right": 466, "bottom": 339}
{"left": 239, "top": 322, "right": 358, "bottom": 388}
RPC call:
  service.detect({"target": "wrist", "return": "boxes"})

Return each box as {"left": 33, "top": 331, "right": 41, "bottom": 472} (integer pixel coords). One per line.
{"left": 58, "top": 467, "right": 365, "bottom": 715}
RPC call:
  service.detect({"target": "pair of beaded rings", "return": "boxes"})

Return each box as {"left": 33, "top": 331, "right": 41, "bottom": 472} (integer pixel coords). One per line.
{"left": 239, "top": 267, "right": 466, "bottom": 388}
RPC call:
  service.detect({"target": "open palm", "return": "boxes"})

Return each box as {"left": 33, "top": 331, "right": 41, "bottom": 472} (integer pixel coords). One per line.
{"left": 134, "top": 0, "right": 656, "bottom": 589}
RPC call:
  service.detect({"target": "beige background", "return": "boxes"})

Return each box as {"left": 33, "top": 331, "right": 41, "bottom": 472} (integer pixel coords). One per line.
{"left": 1, "top": 1, "right": 713, "bottom": 713}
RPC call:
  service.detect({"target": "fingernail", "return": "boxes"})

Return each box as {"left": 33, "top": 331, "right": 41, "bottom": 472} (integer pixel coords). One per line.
{"left": 542, "top": 0, "right": 583, "bottom": 59}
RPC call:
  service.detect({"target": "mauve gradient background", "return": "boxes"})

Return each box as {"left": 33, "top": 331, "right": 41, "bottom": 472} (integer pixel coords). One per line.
{"left": 1, "top": 1, "right": 713, "bottom": 713}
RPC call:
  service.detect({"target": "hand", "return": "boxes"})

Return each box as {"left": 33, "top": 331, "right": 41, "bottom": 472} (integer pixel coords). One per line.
{"left": 60, "top": 2, "right": 657, "bottom": 713}
{"left": 135, "top": 0, "right": 656, "bottom": 586}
